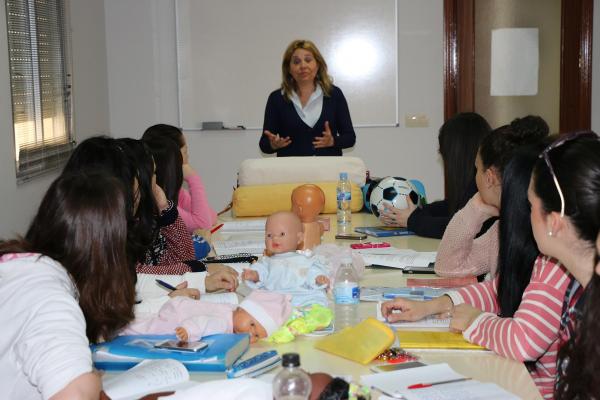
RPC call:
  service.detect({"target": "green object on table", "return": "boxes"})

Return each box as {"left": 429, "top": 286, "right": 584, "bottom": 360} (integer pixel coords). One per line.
{"left": 268, "top": 304, "right": 333, "bottom": 344}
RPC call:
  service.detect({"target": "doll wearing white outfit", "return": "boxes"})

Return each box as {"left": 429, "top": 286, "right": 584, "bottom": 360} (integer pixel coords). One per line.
{"left": 242, "top": 211, "right": 330, "bottom": 306}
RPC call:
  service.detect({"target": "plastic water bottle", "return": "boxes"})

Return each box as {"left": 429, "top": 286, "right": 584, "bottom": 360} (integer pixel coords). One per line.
{"left": 272, "top": 353, "right": 312, "bottom": 400}
{"left": 336, "top": 172, "right": 352, "bottom": 233}
{"left": 333, "top": 260, "right": 360, "bottom": 331}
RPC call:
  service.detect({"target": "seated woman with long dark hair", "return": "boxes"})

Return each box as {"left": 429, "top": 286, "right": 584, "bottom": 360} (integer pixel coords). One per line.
{"left": 0, "top": 172, "right": 135, "bottom": 399}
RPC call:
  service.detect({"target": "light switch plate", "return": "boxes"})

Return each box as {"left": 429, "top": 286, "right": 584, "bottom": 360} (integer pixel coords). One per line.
{"left": 405, "top": 114, "right": 429, "bottom": 128}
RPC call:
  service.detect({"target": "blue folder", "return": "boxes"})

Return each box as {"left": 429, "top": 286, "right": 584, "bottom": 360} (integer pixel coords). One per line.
{"left": 91, "top": 333, "right": 249, "bottom": 372}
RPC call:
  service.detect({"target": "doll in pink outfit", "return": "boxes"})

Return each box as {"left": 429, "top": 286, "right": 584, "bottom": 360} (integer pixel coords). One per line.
{"left": 142, "top": 124, "right": 218, "bottom": 232}
{"left": 123, "top": 290, "right": 292, "bottom": 343}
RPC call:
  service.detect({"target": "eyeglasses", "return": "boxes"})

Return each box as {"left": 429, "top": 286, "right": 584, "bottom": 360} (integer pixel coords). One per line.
{"left": 539, "top": 131, "right": 598, "bottom": 217}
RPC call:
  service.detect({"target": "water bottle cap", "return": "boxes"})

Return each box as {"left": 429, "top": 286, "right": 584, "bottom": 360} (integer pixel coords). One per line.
{"left": 281, "top": 353, "right": 300, "bottom": 367}
{"left": 339, "top": 172, "right": 348, "bottom": 180}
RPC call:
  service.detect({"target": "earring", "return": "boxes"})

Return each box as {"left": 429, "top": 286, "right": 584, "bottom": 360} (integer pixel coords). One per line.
{"left": 547, "top": 231, "right": 553, "bottom": 237}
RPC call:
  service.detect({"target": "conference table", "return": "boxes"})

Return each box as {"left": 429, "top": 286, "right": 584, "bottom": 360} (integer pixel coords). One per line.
{"left": 198, "top": 212, "right": 542, "bottom": 399}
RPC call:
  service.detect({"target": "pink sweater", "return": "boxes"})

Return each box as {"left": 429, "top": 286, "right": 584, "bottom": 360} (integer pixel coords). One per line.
{"left": 178, "top": 173, "right": 217, "bottom": 232}
{"left": 447, "top": 255, "right": 570, "bottom": 399}
{"left": 123, "top": 297, "right": 235, "bottom": 341}
{"left": 435, "top": 196, "right": 499, "bottom": 277}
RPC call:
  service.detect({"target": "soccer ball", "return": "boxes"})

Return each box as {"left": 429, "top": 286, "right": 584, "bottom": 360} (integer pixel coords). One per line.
{"left": 369, "top": 177, "right": 420, "bottom": 217}
{"left": 361, "top": 178, "right": 382, "bottom": 211}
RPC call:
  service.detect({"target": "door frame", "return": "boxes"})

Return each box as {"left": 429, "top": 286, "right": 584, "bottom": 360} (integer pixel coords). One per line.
{"left": 443, "top": 0, "right": 593, "bottom": 133}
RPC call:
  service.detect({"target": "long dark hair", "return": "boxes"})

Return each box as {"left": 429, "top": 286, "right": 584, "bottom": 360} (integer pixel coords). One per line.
{"left": 479, "top": 116, "right": 549, "bottom": 179}
{"left": 555, "top": 273, "right": 600, "bottom": 399}
{"left": 63, "top": 136, "right": 156, "bottom": 266}
{"left": 142, "top": 136, "right": 183, "bottom": 205}
{"left": 496, "top": 142, "right": 548, "bottom": 318}
{"left": 142, "top": 124, "right": 185, "bottom": 149}
{"left": 0, "top": 173, "right": 136, "bottom": 343}
{"left": 438, "top": 112, "right": 491, "bottom": 214}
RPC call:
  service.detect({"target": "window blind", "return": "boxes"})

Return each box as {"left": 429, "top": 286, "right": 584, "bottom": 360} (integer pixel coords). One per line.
{"left": 5, "top": 0, "right": 73, "bottom": 183}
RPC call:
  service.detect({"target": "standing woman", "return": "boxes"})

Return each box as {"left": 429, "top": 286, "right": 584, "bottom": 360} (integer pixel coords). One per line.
{"left": 0, "top": 172, "right": 135, "bottom": 399}
{"left": 259, "top": 39, "right": 356, "bottom": 156}
{"left": 142, "top": 124, "right": 218, "bottom": 232}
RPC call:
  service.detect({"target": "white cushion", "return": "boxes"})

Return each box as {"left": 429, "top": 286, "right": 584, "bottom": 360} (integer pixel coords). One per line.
{"left": 237, "top": 156, "right": 366, "bottom": 186}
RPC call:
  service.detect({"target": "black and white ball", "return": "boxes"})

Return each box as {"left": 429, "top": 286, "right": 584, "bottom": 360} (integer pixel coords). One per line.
{"left": 369, "top": 177, "right": 420, "bottom": 217}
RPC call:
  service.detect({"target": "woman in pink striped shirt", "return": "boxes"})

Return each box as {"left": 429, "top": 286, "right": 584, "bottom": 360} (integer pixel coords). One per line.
{"left": 382, "top": 142, "right": 567, "bottom": 399}
{"left": 523, "top": 133, "right": 600, "bottom": 400}
{"left": 143, "top": 124, "right": 218, "bottom": 232}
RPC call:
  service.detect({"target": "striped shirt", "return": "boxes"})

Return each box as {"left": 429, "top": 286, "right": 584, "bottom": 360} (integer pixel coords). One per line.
{"left": 447, "top": 255, "right": 570, "bottom": 399}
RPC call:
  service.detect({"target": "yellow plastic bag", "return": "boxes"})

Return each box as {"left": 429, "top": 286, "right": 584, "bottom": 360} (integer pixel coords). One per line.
{"left": 314, "top": 318, "right": 395, "bottom": 365}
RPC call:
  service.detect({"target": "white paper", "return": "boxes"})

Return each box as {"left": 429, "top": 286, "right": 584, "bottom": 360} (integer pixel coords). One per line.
{"left": 361, "top": 363, "right": 464, "bottom": 398}
{"left": 200, "top": 292, "right": 239, "bottom": 305}
{"left": 103, "top": 359, "right": 190, "bottom": 400}
{"left": 490, "top": 28, "right": 539, "bottom": 96}
{"left": 360, "top": 251, "right": 436, "bottom": 268}
{"left": 220, "top": 219, "right": 266, "bottom": 233}
{"left": 398, "top": 380, "right": 519, "bottom": 400}
{"left": 376, "top": 302, "right": 450, "bottom": 328}
{"left": 212, "top": 239, "right": 265, "bottom": 256}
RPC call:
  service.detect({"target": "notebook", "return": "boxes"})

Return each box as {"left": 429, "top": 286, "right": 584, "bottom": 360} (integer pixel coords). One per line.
{"left": 376, "top": 302, "right": 450, "bottom": 328}
{"left": 102, "top": 359, "right": 196, "bottom": 400}
{"left": 92, "top": 333, "right": 249, "bottom": 371}
{"left": 397, "top": 330, "right": 486, "bottom": 350}
{"left": 354, "top": 226, "right": 415, "bottom": 237}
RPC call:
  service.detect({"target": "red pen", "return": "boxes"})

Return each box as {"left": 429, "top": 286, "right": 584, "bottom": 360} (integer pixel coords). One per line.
{"left": 407, "top": 377, "right": 471, "bottom": 389}
{"left": 210, "top": 223, "right": 224, "bottom": 234}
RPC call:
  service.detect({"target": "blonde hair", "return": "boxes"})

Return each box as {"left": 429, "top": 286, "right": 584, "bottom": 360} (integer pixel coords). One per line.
{"left": 281, "top": 39, "right": 333, "bottom": 101}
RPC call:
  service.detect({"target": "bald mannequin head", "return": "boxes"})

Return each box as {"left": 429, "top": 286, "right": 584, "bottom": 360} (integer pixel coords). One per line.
{"left": 291, "top": 184, "right": 326, "bottom": 223}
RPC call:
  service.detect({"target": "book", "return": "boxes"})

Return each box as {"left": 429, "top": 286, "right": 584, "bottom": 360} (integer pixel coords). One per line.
{"left": 102, "top": 359, "right": 196, "bottom": 400}
{"left": 354, "top": 226, "right": 415, "bottom": 237}
{"left": 396, "top": 330, "right": 486, "bottom": 350}
{"left": 406, "top": 276, "right": 477, "bottom": 288}
{"left": 92, "top": 333, "right": 249, "bottom": 371}
{"left": 361, "top": 363, "right": 518, "bottom": 400}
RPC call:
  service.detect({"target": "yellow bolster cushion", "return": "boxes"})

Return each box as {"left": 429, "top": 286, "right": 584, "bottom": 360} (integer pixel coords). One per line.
{"left": 232, "top": 182, "right": 363, "bottom": 217}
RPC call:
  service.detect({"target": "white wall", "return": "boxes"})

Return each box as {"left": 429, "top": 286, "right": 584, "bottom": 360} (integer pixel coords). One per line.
{"left": 0, "top": 0, "right": 111, "bottom": 238}
{"left": 104, "top": 0, "right": 445, "bottom": 212}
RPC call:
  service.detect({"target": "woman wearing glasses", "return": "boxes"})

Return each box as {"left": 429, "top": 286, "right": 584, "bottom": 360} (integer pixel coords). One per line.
{"left": 524, "top": 132, "right": 600, "bottom": 399}
{"left": 434, "top": 116, "right": 549, "bottom": 278}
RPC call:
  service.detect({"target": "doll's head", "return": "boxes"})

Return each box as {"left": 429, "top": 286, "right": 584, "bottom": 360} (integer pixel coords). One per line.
{"left": 233, "top": 290, "right": 292, "bottom": 343}
{"left": 265, "top": 211, "right": 304, "bottom": 255}
{"left": 291, "top": 184, "right": 326, "bottom": 223}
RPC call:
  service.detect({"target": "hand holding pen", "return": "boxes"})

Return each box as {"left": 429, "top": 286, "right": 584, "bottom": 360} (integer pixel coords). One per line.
{"left": 156, "top": 279, "right": 200, "bottom": 300}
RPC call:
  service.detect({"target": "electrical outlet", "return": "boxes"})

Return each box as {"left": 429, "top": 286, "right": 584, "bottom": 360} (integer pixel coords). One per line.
{"left": 404, "top": 114, "right": 429, "bottom": 128}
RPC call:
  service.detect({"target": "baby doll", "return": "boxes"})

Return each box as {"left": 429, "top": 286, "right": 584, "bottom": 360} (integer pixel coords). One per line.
{"left": 291, "top": 184, "right": 325, "bottom": 250}
{"left": 241, "top": 211, "right": 330, "bottom": 307}
{"left": 122, "top": 290, "right": 292, "bottom": 343}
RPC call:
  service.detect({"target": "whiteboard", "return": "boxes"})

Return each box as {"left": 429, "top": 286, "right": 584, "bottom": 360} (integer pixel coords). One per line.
{"left": 176, "top": 0, "right": 398, "bottom": 130}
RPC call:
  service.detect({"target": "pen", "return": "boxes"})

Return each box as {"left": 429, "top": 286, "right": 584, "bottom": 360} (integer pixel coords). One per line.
{"left": 210, "top": 223, "right": 224, "bottom": 234}
{"left": 407, "top": 377, "right": 472, "bottom": 389}
{"left": 155, "top": 279, "right": 177, "bottom": 292}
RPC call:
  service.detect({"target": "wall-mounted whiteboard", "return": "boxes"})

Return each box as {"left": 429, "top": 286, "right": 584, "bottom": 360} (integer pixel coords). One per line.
{"left": 176, "top": 0, "right": 398, "bottom": 130}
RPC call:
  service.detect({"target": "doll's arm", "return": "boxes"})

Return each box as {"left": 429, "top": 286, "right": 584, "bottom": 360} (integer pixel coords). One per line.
{"left": 306, "top": 259, "right": 330, "bottom": 288}
{"left": 177, "top": 315, "right": 230, "bottom": 342}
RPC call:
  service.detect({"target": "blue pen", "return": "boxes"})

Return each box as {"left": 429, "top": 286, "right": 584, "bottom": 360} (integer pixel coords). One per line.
{"left": 156, "top": 279, "right": 177, "bottom": 292}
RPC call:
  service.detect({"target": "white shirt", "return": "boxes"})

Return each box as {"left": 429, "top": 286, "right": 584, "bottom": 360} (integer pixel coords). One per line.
{"left": 290, "top": 84, "right": 324, "bottom": 128}
{"left": 0, "top": 254, "right": 92, "bottom": 399}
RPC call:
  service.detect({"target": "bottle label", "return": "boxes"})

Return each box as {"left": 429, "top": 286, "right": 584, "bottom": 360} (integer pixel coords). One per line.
{"left": 336, "top": 191, "right": 351, "bottom": 202}
{"left": 334, "top": 283, "right": 360, "bottom": 304}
